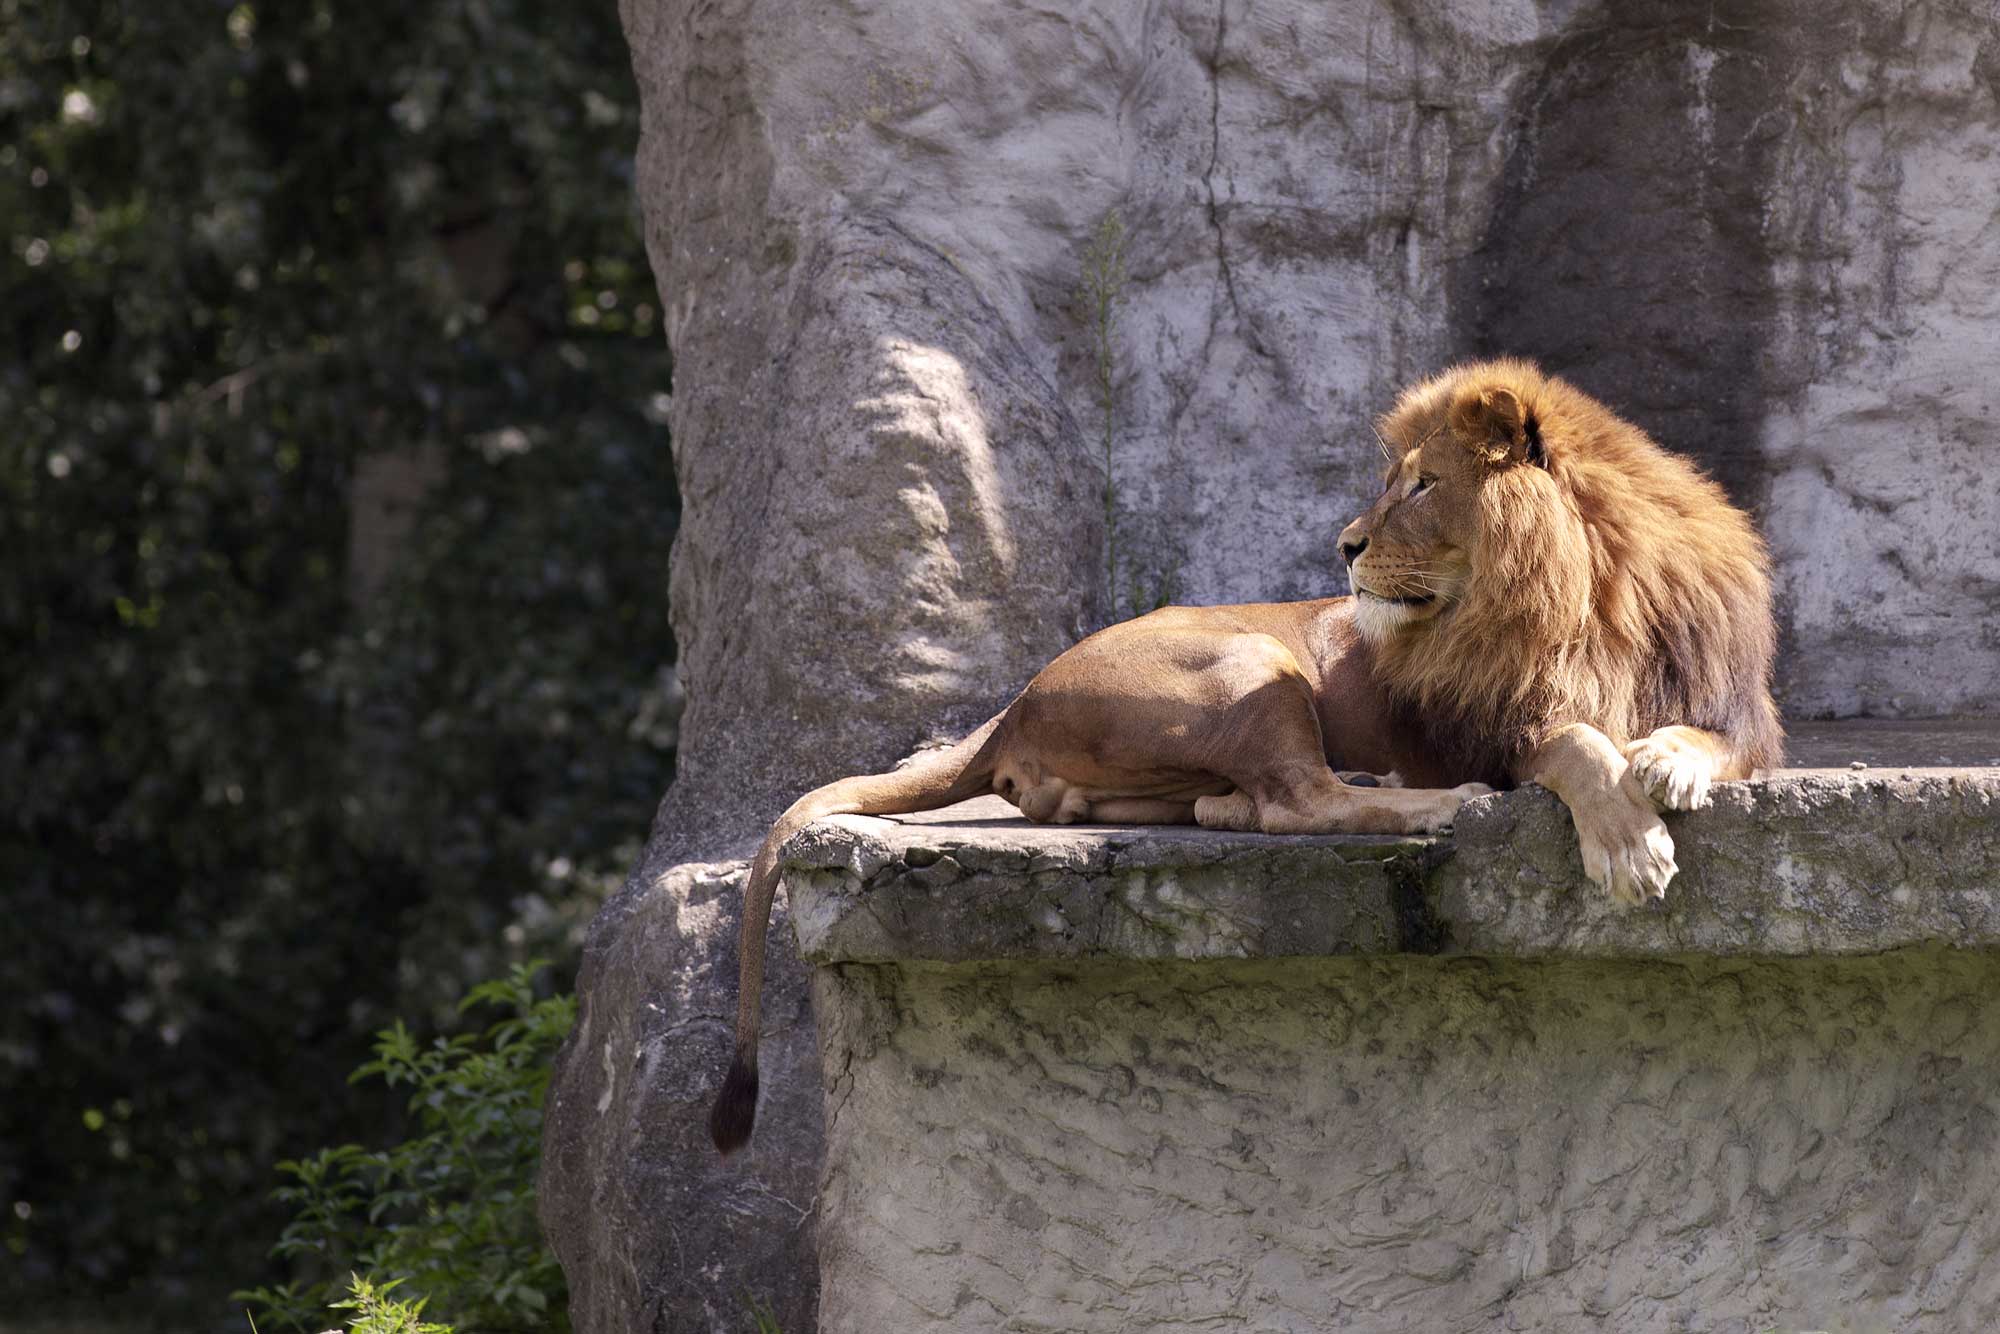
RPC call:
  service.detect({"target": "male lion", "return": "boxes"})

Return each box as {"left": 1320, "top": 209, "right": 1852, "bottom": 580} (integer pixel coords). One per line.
{"left": 710, "top": 357, "right": 1781, "bottom": 1153}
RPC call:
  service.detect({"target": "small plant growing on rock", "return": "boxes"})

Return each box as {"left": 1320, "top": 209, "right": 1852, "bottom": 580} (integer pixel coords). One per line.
{"left": 744, "top": 1292, "right": 786, "bottom": 1333}
{"left": 235, "top": 962, "right": 574, "bottom": 1333}
{"left": 325, "top": 1275, "right": 456, "bottom": 1334}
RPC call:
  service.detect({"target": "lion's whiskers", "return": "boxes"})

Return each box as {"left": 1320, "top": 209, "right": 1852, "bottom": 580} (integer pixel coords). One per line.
{"left": 1358, "top": 560, "right": 1459, "bottom": 598}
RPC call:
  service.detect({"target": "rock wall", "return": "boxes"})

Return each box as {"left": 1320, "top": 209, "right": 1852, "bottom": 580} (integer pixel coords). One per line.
{"left": 546, "top": 2, "right": 2000, "bottom": 1328}
{"left": 791, "top": 769, "right": 2000, "bottom": 1330}
{"left": 814, "top": 952, "right": 2000, "bottom": 1332}
{"left": 1453, "top": 3, "right": 2000, "bottom": 717}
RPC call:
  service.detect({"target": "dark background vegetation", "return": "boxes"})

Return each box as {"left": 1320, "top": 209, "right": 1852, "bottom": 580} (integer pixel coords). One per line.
{"left": 1, "top": 0, "right": 676, "bottom": 1322}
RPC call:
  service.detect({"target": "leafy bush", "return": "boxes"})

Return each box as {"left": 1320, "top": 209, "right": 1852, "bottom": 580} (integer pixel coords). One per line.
{"left": 237, "top": 962, "right": 573, "bottom": 1334}
{"left": 326, "top": 1274, "right": 455, "bottom": 1334}
{"left": 0, "top": 0, "right": 673, "bottom": 1319}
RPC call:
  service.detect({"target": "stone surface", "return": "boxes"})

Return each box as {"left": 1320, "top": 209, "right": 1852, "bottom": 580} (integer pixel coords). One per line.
{"left": 545, "top": 2, "right": 1099, "bottom": 1326}
{"left": 1436, "top": 771, "right": 2000, "bottom": 958}
{"left": 626, "top": 0, "right": 2000, "bottom": 721}
{"left": 539, "top": 857, "right": 826, "bottom": 1334}
{"left": 788, "top": 770, "right": 2000, "bottom": 964}
{"left": 787, "top": 800, "right": 1433, "bottom": 965}
{"left": 813, "top": 953, "right": 2000, "bottom": 1333}
{"left": 555, "top": 0, "right": 2000, "bottom": 1327}
{"left": 1784, "top": 717, "right": 2000, "bottom": 770}
{"left": 796, "top": 767, "right": 2000, "bottom": 1332}
{"left": 1446, "top": 4, "right": 2000, "bottom": 717}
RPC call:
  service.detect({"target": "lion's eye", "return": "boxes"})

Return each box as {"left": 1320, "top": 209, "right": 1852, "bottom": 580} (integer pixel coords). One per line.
{"left": 1409, "top": 475, "right": 1434, "bottom": 497}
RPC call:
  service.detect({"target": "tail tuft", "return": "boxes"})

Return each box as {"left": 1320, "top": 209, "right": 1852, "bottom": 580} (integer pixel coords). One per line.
{"left": 709, "top": 1050, "right": 759, "bottom": 1154}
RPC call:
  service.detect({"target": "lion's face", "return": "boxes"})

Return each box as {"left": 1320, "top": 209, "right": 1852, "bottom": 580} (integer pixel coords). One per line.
{"left": 1330, "top": 356, "right": 1782, "bottom": 784}
{"left": 1337, "top": 374, "right": 1548, "bottom": 644}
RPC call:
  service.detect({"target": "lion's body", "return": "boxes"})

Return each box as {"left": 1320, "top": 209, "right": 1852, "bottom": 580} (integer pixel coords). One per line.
{"left": 988, "top": 598, "right": 1468, "bottom": 821}
{"left": 710, "top": 358, "right": 1782, "bottom": 1153}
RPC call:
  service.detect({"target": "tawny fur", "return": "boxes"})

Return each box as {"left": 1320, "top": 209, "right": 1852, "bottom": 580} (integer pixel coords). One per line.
{"left": 1362, "top": 358, "right": 1782, "bottom": 780}
{"left": 710, "top": 358, "right": 1782, "bottom": 1153}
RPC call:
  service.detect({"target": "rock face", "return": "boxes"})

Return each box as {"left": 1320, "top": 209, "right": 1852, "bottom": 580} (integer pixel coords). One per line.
{"left": 1451, "top": 4, "right": 2000, "bottom": 717}
{"left": 788, "top": 771, "right": 2000, "bottom": 965}
{"left": 795, "top": 771, "right": 2000, "bottom": 1331}
{"left": 814, "top": 953, "right": 2000, "bottom": 1332}
{"left": 792, "top": 769, "right": 2000, "bottom": 962}
{"left": 548, "top": 0, "right": 2000, "bottom": 1328}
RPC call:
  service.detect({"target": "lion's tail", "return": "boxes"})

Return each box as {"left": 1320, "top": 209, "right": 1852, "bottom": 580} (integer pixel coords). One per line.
{"left": 708, "top": 710, "right": 1008, "bottom": 1154}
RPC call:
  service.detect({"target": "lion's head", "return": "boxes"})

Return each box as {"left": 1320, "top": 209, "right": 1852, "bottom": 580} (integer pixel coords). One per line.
{"left": 1337, "top": 358, "right": 1782, "bottom": 779}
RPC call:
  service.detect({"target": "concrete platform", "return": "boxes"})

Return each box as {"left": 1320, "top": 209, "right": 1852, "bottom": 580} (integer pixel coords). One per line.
{"left": 1780, "top": 716, "right": 2000, "bottom": 768}
{"left": 786, "top": 720, "right": 2000, "bottom": 1333}
{"left": 785, "top": 720, "right": 2000, "bottom": 964}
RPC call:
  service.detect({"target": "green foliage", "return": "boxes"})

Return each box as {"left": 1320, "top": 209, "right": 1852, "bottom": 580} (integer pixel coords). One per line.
{"left": 0, "top": 0, "right": 674, "bottom": 1320}
{"left": 745, "top": 1293, "right": 786, "bottom": 1334}
{"left": 235, "top": 962, "right": 573, "bottom": 1334}
{"left": 327, "top": 1274, "right": 455, "bottom": 1334}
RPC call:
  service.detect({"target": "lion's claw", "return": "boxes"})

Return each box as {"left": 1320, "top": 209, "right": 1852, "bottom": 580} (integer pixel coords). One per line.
{"left": 1425, "top": 782, "right": 1494, "bottom": 833}
{"left": 1623, "top": 734, "right": 1713, "bottom": 812}
{"left": 1575, "top": 783, "right": 1678, "bottom": 905}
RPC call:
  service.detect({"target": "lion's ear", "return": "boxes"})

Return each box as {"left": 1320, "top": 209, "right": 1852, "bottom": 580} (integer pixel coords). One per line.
{"left": 1449, "top": 385, "right": 1546, "bottom": 468}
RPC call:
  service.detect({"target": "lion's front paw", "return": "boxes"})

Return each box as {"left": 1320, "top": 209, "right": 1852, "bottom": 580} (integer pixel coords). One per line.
{"left": 1574, "top": 783, "right": 1677, "bottom": 905}
{"left": 1623, "top": 732, "right": 1713, "bottom": 812}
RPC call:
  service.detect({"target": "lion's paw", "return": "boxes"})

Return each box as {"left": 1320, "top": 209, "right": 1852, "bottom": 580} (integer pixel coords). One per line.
{"left": 1574, "top": 785, "right": 1677, "bottom": 905}
{"left": 1194, "top": 791, "right": 1259, "bottom": 832}
{"left": 1414, "top": 783, "right": 1494, "bottom": 834}
{"left": 1623, "top": 732, "right": 1714, "bottom": 812}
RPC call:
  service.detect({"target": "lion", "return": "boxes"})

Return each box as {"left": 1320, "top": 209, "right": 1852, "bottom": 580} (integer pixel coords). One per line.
{"left": 709, "top": 357, "right": 1781, "bottom": 1153}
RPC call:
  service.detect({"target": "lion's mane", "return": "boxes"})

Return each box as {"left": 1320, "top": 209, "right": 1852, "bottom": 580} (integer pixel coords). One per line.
{"left": 1373, "top": 359, "right": 1783, "bottom": 784}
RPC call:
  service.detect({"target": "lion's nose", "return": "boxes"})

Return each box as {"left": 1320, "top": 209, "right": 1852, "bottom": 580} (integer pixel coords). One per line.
{"left": 1340, "top": 536, "right": 1368, "bottom": 565}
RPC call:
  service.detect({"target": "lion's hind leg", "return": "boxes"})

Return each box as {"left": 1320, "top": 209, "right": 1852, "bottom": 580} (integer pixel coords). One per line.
{"left": 1017, "top": 782, "right": 1211, "bottom": 826}
{"left": 1192, "top": 789, "right": 1259, "bottom": 831}
{"left": 1194, "top": 663, "right": 1482, "bottom": 835}
{"left": 1016, "top": 778, "right": 1091, "bottom": 824}
{"left": 1198, "top": 767, "right": 1489, "bottom": 836}
{"left": 1088, "top": 797, "right": 1200, "bottom": 825}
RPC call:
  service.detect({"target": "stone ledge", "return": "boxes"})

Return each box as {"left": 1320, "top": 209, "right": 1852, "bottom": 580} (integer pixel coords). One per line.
{"left": 784, "top": 768, "right": 2000, "bottom": 963}
{"left": 792, "top": 728, "right": 2000, "bottom": 1333}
